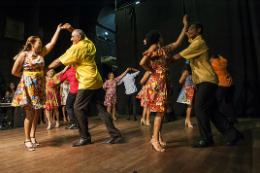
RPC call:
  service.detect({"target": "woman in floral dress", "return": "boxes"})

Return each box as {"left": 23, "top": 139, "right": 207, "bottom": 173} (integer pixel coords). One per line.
{"left": 177, "top": 61, "right": 196, "bottom": 128}
{"left": 45, "top": 68, "right": 67, "bottom": 129}
{"left": 11, "top": 24, "right": 65, "bottom": 151}
{"left": 103, "top": 68, "right": 130, "bottom": 120}
{"left": 139, "top": 15, "right": 189, "bottom": 152}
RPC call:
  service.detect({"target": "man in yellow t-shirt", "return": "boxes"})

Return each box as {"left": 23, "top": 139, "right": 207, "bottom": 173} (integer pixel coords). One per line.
{"left": 48, "top": 24, "right": 121, "bottom": 147}
{"left": 173, "top": 22, "right": 244, "bottom": 148}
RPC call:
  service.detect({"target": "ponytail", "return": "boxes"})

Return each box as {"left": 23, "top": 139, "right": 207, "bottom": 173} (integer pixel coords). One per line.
{"left": 13, "top": 36, "right": 39, "bottom": 60}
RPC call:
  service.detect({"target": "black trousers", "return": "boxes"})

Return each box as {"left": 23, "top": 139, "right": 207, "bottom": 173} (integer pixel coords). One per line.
{"left": 74, "top": 88, "right": 121, "bottom": 139}
{"left": 66, "top": 92, "right": 77, "bottom": 125}
{"left": 216, "top": 85, "right": 237, "bottom": 122}
{"left": 125, "top": 92, "right": 137, "bottom": 118}
{"left": 194, "top": 82, "right": 238, "bottom": 142}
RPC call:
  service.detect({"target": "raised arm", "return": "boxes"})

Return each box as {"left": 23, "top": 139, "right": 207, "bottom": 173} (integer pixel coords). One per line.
{"left": 62, "top": 23, "right": 75, "bottom": 33}
{"left": 140, "top": 71, "right": 152, "bottom": 85}
{"left": 131, "top": 68, "right": 139, "bottom": 72}
{"left": 118, "top": 68, "right": 130, "bottom": 80}
{"left": 168, "top": 15, "right": 189, "bottom": 53}
{"left": 42, "top": 24, "right": 64, "bottom": 57}
{"left": 179, "top": 70, "right": 189, "bottom": 84}
{"left": 11, "top": 52, "right": 26, "bottom": 77}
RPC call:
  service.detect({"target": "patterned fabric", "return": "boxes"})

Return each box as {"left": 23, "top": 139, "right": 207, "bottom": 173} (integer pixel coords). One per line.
{"left": 139, "top": 46, "right": 172, "bottom": 113}
{"left": 103, "top": 77, "right": 120, "bottom": 106}
{"left": 44, "top": 72, "right": 63, "bottom": 110}
{"left": 61, "top": 83, "right": 70, "bottom": 105}
{"left": 137, "top": 82, "right": 150, "bottom": 108}
{"left": 12, "top": 52, "right": 45, "bottom": 110}
{"left": 177, "top": 74, "right": 196, "bottom": 105}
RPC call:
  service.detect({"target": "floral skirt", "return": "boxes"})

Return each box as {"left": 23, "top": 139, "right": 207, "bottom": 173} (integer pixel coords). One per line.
{"left": 104, "top": 93, "right": 117, "bottom": 106}
{"left": 12, "top": 75, "right": 45, "bottom": 110}
{"left": 177, "top": 84, "right": 196, "bottom": 105}
{"left": 138, "top": 75, "right": 172, "bottom": 113}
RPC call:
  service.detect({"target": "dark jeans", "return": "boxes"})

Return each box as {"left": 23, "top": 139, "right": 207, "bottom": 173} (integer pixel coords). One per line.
{"left": 74, "top": 88, "right": 121, "bottom": 139}
{"left": 66, "top": 92, "right": 77, "bottom": 125}
{"left": 125, "top": 92, "right": 137, "bottom": 118}
{"left": 194, "top": 82, "right": 238, "bottom": 142}
{"left": 216, "top": 85, "right": 237, "bottom": 122}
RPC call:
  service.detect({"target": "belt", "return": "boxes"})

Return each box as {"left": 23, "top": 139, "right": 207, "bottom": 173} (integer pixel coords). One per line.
{"left": 23, "top": 71, "right": 44, "bottom": 77}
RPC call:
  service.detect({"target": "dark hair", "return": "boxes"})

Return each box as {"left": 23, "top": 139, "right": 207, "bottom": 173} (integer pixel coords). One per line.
{"left": 7, "top": 82, "right": 16, "bottom": 92}
{"left": 13, "top": 36, "right": 40, "bottom": 60}
{"left": 145, "top": 30, "right": 161, "bottom": 47}
{"left": 108, "top": 72, "right": 114, "bottom": 78}
{"left": 209, "top": 52, "right": 219, "bottom": 59}
{"left": 191, "top": 22, "right": 203, "bottom": 35}
{"left": 182, "top": 64, "right": 192, "bottom": 74}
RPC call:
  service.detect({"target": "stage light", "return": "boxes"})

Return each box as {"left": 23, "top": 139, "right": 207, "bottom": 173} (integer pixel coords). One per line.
{"left": 135, "top": 1, "right": 140, "bottom": 4}
{"left": 105, "top": 32, "right": 108, "bottom": 35}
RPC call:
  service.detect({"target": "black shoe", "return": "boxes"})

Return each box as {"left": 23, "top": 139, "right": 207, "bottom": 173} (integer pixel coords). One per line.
{"left": 65, "top": 124, "right": 78, "bottom": 129}
{"left": 221, "top": 132, "right": 245, "bottom": 146}
{"left": 191, "top": 140, "right": 214, "bottom": 148}
{"left": 71, "top": 138, "right": 91, "bottom": 147}
{"left": 133, "top": 117, "right": 137, "bottom": 121}
{"left": 103, "top": 136, "right": 122, "bottom": 144}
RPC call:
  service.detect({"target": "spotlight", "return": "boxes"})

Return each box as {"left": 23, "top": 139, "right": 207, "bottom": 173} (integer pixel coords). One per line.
{"left": 105, "top": 32, "right": 108, "bottom": 35}
{"left": 135, "top": 1, "right": 140, "bottom": 4}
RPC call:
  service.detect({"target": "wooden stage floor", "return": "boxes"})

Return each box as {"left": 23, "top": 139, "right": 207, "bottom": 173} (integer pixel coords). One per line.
{"left": 0, "top": 116, "right": 259, "bottom": 173}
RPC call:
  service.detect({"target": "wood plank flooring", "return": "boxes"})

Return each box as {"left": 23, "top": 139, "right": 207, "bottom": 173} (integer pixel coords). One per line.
{"left": 0, "top": 116, "right": 258, "bottom": 173}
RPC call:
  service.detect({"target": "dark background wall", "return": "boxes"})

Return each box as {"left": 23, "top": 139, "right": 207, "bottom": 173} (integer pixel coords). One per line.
{"left": 116, "top": 0, "right": 260, "bottom": 118}
{"left": 0, "top": 0, "right": 259, "bottom": 118}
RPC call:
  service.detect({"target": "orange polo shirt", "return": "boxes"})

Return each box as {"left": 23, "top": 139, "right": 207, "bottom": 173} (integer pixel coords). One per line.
{"left": 211, "top": 56, "right": 233, "bottom": 87}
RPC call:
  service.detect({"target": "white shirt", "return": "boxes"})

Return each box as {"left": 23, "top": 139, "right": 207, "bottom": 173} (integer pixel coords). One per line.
{"left": 117, "top": 71, "right": 140, "bottom": 95}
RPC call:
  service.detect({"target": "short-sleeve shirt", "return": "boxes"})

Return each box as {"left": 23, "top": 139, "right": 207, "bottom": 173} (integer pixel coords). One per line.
{"left": 59, "top": 37, "right": 103, "bottom": 90}
{"left": 211, "top": 56, "right": 233, "bottom": 87}
{"left": 180, "top": 36, "right": 218, "bottom": 85}
{"left": 117, "top": 72, "right": 140, "bottom": 95}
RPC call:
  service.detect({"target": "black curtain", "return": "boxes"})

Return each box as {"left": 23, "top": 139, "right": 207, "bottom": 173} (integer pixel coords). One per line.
{"left": 116, "top": 0, "right": 260, "bottom": 117}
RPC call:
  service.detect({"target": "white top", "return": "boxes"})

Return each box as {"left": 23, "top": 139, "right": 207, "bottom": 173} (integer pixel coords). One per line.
{"left": 117, "top": 71, "right": 140, "bottom": 95}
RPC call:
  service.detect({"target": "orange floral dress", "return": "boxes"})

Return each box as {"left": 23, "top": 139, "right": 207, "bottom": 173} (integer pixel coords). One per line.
{"left": 12, "top": 52, "right": 45, "bottom": 110}
{"left": 139, "top": 46, "right": 172, "bottom": 113}
{"left": 44, "top": 72, "right": 63, "bottom": 110}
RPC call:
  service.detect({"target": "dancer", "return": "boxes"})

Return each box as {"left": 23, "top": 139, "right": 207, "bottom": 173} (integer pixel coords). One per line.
{"left": 117, "top": 68, "right": 140, "bottom": 121}
{"left": 173, "top": 22, "right": 244, "bottom": 147}
{"left": 177, "top": 61, "right": 196, "bottom": 128}
{"left": 11, "top": 24, "right": 64, "bottom": 151}
{"left": 137, "top": 71, "right": 152, "bottom": 126}
{"left": 47, "top": 23, "right": 121, "bottom": 146}
{"left": 139, "top": 15, "right": 189, "bottom": 152}
{"left": 60, "top": 79, "right": 70, "bottom": 123}
{"left": 60, "top": 65, "right": 79, "bottom": 129}
{"left": 45, "top": 68, "right": 68, "bottom": 129}
{"left": 103, "top": 68, "right": 130, "bottom": 120}
{"left": 210, "top": 54, "right": 238, "bottom": 125}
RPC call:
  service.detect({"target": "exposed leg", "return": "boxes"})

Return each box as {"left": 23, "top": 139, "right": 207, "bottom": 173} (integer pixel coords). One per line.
{"left": 54, "top": 107, "right": 60, "bottom": 127}
{"left": 112, "top": 104, "right": 116, "bottom": 120}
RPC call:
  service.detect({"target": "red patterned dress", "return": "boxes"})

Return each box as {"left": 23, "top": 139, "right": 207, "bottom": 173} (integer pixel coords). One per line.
{"left": 103, "top": 77, "right": 120, "bottom": 106}
{"left": 12, "top": 52, "right": 45, "bottom": 110}
{"left": 140, "top": 46, "right": 172, "bottom": 113}
{"left": 44, "top": 72, "right": 63, "bottom": 110}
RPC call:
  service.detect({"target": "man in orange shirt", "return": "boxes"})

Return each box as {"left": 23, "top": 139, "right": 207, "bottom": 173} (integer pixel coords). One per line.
{"left": 210, "top": 54, "right": 238, "bottom": 125}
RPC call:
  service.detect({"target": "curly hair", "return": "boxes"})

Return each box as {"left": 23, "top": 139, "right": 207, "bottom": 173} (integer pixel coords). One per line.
{"left": 145, "top": 30, "right": 161, "bottom": 47}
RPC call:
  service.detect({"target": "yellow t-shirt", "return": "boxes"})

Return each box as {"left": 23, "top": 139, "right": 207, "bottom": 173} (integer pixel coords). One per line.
{"left": 59, "top": 37, "right": 103, "bottom": 90}
{"left": 180, "top": 36, "right": 218, "bottom": 85}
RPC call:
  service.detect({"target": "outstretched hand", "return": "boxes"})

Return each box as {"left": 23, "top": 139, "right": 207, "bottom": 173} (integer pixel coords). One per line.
{"left": 61, "top": 23, "right": 74, "bottom": 32}
{"left": 57, "top": 23, "right": 64, "bottom": 30}
{"left": 183, "top": 15, "right": 189, "bottom": 26}
{"left": 62, "top": 65, "right": 70, "bottom": 73}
